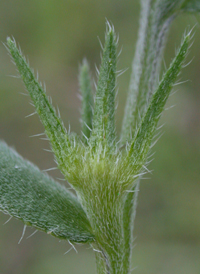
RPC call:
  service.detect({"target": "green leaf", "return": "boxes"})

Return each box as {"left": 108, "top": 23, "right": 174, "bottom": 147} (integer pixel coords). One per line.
{"left": 90, "top": 22, "right": 117, "bottom": 150}
{"left": 6, "top": 37, "right": 71, "bottom": 174}
{"left": 79, "top": 59, "right": 93, "bottom": 143}
{"left": 128, "top": 32, "right": 190, "bottom": 172}
{"left": 0, "top": 142, "right": 95, "bottom": 243}
{"left": 121, "top": 0, "right": 175, "bottom": 144}
{"left": 121, "top": 1, "right": 152, "bottom": 144}
{"left": 121, "top": 0, "right": 198, "bottom": 145}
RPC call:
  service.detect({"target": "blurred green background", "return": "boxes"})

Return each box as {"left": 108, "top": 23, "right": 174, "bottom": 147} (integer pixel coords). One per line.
{"left": 0, "top": 1, "right": 200, "bottom": 273}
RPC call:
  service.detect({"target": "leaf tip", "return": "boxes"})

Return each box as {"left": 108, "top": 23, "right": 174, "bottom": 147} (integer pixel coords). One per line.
{"left": 105, "top": 19, "right": 116, "bottom": 40}
{"left": 6, "top": 36, "right": 15, "bottom": 47}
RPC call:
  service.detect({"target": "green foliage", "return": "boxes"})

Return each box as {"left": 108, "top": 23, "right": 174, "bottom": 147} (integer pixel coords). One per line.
{"left": 0, "top": 141, "right": 94, "bottom": 243}
{"left": 120, "top": 0, "right": 199, "bottom": 145}
{"left": 128, "top": 33, "right": 190, "bottom": 172}
{"left": 90, "top": 23, "right": 117, "bottom": 150}
{"left": 7, "top": 37, "right": 72, "bottom": 176}
{"left": 0, "top": 1, "right": 200, "bottom": 273}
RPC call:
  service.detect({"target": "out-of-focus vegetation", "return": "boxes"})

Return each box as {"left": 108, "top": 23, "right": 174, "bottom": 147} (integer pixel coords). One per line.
{"left": 0, "top": 1, "right": 200, "bottom": 273}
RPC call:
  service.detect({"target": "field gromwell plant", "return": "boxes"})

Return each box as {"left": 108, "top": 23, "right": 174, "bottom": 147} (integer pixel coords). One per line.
{"left": 1, "top": 1, "right": 200, "bottom": 274}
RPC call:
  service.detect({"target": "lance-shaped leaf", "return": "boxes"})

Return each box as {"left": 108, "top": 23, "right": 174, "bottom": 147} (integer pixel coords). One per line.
{"left": 121, "top": 0, "right": 174, "bottom": 144}
{"left": 6, "top": 38, "right": 71, "bottom": 173}
{"left": 79, "top": 59, "right": 93, "bottom": 143}
{"left": 90, "top": 23, "right": 117, "bottom": 150}
{"left": 128, "top": 32, "right": 190, "bottom": 172}
{"left": 121, "top": 0, "right": 152, "bottom": 144}
{"left": 121, "top": 0, "right": 198, "bottom": 144}
{"left": 0, "top": 142, "right": 95, "bottom": 243}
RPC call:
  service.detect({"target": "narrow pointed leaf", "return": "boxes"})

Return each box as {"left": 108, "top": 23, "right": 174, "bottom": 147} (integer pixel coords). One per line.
{"left": 121, "top": 0, "right": 198, "bottom": 144}
{"left": 79, "top": 59, "right": 93, "bottom": 143}
{"left": 7, "top": 38, "right": 71, "bottom": 173}
{"left": 128, "top": 33, "right": 190, "bottom": 171}
{"left": 121, "top": 0, "right": 152, "bottom": 144}
{"left": 121, "top": 0, "right": 174, "bottom": 144}
{"left": 0, "top": 142, "right": 95, "bottom": 243}
{"left": 90, "top": 23, "right": 117, "bottom": 150}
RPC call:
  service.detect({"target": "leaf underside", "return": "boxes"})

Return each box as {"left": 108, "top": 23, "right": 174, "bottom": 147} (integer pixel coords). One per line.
{"left": 0, "top": 141, "right": 94, "bottom": 243}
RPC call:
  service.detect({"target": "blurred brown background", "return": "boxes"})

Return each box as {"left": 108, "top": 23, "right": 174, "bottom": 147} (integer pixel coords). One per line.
{"left": 0, "top": 1, "right": 200, "bottom": 273}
